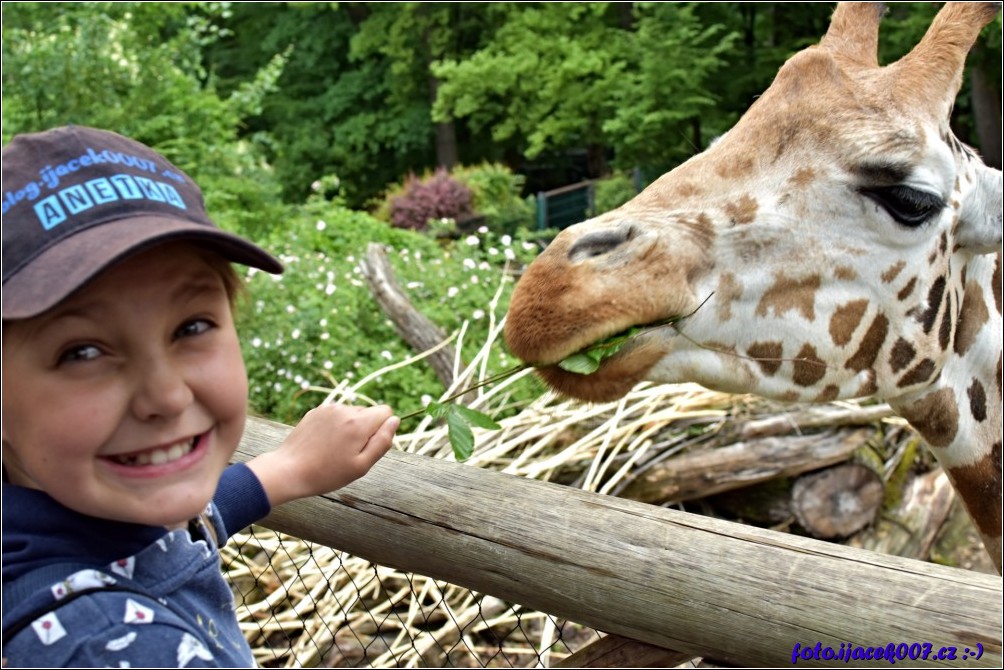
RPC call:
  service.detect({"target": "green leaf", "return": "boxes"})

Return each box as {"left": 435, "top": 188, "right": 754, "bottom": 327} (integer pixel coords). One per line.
{"left": 557, "top": 352, "right": 602, "bottom": 374}
{"left": 424, "top": 401, "right": 450, "bottom": 419}
{"left": 452, "top": 405, "right": 501, "bottom": 430}
{"left": 446, "top": 408, "right": 475, "bottom": 461}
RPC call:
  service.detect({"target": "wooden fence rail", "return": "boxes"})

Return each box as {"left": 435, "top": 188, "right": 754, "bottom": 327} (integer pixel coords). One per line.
{"left": 235, "top": 416, "right": 1002, "bottom": 668}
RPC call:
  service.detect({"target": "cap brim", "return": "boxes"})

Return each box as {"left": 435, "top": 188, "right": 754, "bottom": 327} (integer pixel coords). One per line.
{"left": 2, "top": 216, "right": 283, "bottom": 320}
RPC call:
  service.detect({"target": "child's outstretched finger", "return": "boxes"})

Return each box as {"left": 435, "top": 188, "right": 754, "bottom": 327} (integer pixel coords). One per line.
{"left": 365, "top": 415, "right": 400, "bottom": 459}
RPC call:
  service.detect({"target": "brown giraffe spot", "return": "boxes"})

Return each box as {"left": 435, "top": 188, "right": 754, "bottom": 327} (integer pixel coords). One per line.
{"left": 954, "top": 282, "right": 989, "bottom": 356}
{"left": 834, "top": 266, "right": 857, "bottom": 281}
{"left": 756, "top": 273, "right": 820, "bottom": 321}
{"left": 898, "top": 358, "right": 937, "bottom": 388}
{"left": 680, "top": 213, "right": 716, "bottom": 249}
{"left": 937, "top": 289, "right": 953, "bottom": 351}
{"left": 967, "top": 378, "right": 987, "bottom": 422}
{"left": 793, "top": 344, "right": 827, "bottom": 387}
{"left": 724, "top": 194, "right": 758, "bottom": 225}
{"left": 787, "top": 167, "right": 816, "bottom": 187}
{"left": 898, "top": 388, "right": 959, "bottom": 447}
{"left": 997, "top": 353, "right": 1002, "bottom": 400}
{"left": 815, "top": 385, "right": 840, "bottom": 402}
{"left": 673, "top": 182, "right": 704, "bottom": 198}
{"left": 747, "top": 341, "right": 784, "bottom": 376}
{"left": 715, "top": 157, "right": 755, "bottom": 180}
{"left": 716, "top": 273, "right": 743, "bottom": 322}
{"left": 888, "top": 338, "right": 916, "bottom": 373}
{"left": 856, "top": 376, "right": 878, "bottom": 397}
{"left": 897, "top": 277, "right": 917, "bottom": 301}
{"left": 939, "top": 231, "right": 948, "bottom": 255}
{"left": 881, "top": 261, "right": 905, "bottom": 283}
{"left": 916, "top": 276, "right": 946, "bottom": 334}
{"left": 946, "top": 443, "right": 1002, "bottom": 538}
{"left": 845, "top": 313, "right": 889, "bottom": 373}
{"left": 994, "top": 254, "right": 1002, "bottom": 315}
{"left": 829, "top": 299, "right": 868, "bottom": 347}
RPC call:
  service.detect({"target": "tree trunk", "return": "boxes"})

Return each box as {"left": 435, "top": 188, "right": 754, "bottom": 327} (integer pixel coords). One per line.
{"left": 358, "top": 243, "right": 458, "bottom": 390}
{"left": 429, "top": 77, "right": 458, "bottom": 169}
{"left": 969, "top": 62, "right": 1002, "bottom": 170}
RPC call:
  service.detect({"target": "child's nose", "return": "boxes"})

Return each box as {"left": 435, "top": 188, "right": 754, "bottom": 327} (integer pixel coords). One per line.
{"left": 130, "top": 357, "right": 194, "bottom": 421}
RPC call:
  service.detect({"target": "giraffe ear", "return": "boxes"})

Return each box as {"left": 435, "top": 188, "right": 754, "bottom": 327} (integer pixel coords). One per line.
{"left": 956, "top": 165, "right": 1003, "bottom": 255}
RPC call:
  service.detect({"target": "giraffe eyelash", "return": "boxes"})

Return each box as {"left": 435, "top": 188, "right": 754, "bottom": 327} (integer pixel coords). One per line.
{"left": 859, "top": 185, "right": 946, "bottom": 228}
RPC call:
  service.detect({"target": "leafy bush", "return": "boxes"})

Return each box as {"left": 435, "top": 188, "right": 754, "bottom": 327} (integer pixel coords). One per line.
{"left": 593, "top": 172, "right": 638, "bottom": 214}
{"left": 236, "top": 194, "right": 544, "bottom": 428}
{"left": 451, "top": 163, "right": 536, "bottom": 235}
{"left": 389, "top": 168, "right": 474, "bottom": 231}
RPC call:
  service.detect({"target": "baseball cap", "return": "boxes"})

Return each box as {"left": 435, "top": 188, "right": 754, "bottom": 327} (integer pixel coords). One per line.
{"left": 2, "top": 125, "right": 283, "bottom": 320}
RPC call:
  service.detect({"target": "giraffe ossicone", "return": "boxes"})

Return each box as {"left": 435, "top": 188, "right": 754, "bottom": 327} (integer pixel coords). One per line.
{"left": 504, "top": 2, "right": 1003, "bottom": 573}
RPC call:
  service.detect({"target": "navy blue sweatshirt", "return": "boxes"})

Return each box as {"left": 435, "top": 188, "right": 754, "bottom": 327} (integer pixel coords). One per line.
{"left": 2, "top": 463, "right": 271, "bottom": 667}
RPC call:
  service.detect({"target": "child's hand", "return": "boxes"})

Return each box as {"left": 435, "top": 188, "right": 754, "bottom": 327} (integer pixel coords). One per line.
{"left": 246, "top": 404, "right": 399, "bottom": 507}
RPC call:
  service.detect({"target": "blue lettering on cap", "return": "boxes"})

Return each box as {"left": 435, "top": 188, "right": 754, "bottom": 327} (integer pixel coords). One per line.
{"left": 110, "top": 174, "right": 142, "bottom": 199}
{"left": 34, "top": 196, "right": 67, "bottom": 230}
{"left": 84, "top": 178, "right": 118, "bottom": 205}
{"left": 134, "top": 177, "right": 166, "bottom": 203}
{"left": 58, "top": 185, "right": 95, "bottom": 215}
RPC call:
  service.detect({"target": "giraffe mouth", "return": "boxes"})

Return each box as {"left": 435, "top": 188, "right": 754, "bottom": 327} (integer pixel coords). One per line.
{"left": 526, "top": 316, "right": 684, "bottom": 403}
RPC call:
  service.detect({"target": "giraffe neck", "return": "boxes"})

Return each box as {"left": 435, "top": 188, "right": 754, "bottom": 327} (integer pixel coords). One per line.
{"left": 889, "top": 251, "right": 1002, "bottom": 572}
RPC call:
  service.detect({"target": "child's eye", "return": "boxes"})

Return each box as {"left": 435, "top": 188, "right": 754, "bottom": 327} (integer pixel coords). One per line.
{"left": 57, "top": 344, "right": 103, "bottom": 365}
{"left": 174, "top": 318, "right": 215, "bottom": 340}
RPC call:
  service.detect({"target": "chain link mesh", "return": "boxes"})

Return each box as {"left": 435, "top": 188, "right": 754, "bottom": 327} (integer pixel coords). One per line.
{"left": 224, "top": 526, "right": 601, "bottom": 668}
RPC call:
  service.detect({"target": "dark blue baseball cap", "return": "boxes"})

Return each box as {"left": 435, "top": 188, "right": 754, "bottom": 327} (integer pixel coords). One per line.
{"left": 2, "top": 125, "right": 283, "bottom": 319}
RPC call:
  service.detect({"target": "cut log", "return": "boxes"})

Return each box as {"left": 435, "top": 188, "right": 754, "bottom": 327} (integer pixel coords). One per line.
{"left": 358, "top": 242, "right": 458, "bottom": 390}
{"left": 618, "top": 428, "right": 870, "bottom": 504}
{"left": 791, "top": 463, "right": 884, "bottom": 539}
{"left": 847, "top": 468, "right": 956, "bottom": 560}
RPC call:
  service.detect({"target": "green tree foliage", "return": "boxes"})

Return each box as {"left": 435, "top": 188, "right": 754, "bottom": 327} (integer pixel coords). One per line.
{"left": 1, "top": 1, "right": 288, "bottom": 237}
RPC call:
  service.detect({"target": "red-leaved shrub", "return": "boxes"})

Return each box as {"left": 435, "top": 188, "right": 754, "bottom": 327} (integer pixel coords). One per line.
{"left": 390, "top": 168, "right": 474, "bottom": 230}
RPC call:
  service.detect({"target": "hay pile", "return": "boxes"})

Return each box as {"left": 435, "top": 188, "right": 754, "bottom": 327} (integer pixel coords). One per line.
{"left": 223, "top": 289, "right": 985, "bottom": 668}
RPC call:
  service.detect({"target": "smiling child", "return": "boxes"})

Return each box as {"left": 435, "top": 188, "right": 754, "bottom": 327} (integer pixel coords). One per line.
{"left": 1, "top": 126, "right": 399, "bottom": 667}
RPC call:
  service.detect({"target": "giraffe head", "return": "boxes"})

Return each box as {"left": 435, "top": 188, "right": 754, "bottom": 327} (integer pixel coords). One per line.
{"left": 506, "top": 2, "right": 1001, "bottom": 407}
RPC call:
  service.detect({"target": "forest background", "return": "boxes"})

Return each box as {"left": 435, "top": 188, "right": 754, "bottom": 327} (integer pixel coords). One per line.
{"left": 4, "top": 2, "right": 1001, "bottom": 430}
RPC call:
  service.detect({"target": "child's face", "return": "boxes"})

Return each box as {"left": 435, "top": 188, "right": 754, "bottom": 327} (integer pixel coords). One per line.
{"left": 2, "top": 242, "right": 248, "bottom": 528}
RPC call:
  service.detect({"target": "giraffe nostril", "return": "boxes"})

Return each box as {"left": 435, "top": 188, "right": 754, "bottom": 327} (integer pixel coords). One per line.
{"left": 567, "top": 226, "right": 635, "bottom": 262}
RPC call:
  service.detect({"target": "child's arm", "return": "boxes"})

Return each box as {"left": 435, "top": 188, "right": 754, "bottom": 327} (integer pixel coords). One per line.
{"left": 244, "top": 404, "right": 399, "bottom": 507}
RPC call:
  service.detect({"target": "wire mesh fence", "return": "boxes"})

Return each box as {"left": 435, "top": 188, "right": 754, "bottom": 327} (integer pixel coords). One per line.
{"left": 223, "top": 526, "right": 601, "bottom": 668}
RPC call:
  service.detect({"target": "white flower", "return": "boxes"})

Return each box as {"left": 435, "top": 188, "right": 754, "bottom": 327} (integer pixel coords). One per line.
{"left": 323, "top": 361, "right": 334, "bottom": 370}
{"left": 320, "top": 332, "right": 330, "bottom": 340}
{"left": 488, "top": 247, "right": 499, "bottom": 256}
{"left": 406, "top": 281, "right": 422, "bottom": 289}
{"left": 273, "top": 382, "right": 283, "bottom": 392}
{"left": 463, "top": 258, "right": 476, "bottom": 270}
{"left": 381, "top": 350, "right": 393, "bottom": 360}
{"left": 316, "top": 220, "right": 327, "bottom": 231}
{"left": 501, "top": 234, "right": 512, "bottom": 246}
{"left": 251, "top": 337, "right": 262, "bottom": 348}
{"left": 504, "top": 248, "right": 516, "bottom": 260}
{"left": 319, "top": 318, "right": 328, "bottom": 327}
{"left": 286, "top": 305, "right": 296, "bottom": 314}
{"left": 470, "top": 275, "right": 479, "bottom": 284}
{"left": 325, "top": 284, "right": 337, "bottom": 295}
{"left": 465, "top": 235, "right": 479, "bottom": 246}
{"left": 291, "top": 329, "right": 301, "bottom": 339}
{"left": 477, "top": 225, "right": 488, "bottom": 234}
{"left": 447, "top": 286, "right": 459, "bottom": 298}
{"left": 472, "top": 309, "right": 485, "bottom": 320}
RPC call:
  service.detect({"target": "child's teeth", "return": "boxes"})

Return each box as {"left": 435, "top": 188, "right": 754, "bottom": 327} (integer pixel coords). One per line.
{"left": 116, "top": 438, "right": 196, "bottom": 466}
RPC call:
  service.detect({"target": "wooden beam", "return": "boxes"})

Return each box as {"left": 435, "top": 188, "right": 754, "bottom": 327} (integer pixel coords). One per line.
{"left": 235, "top": 416, "right": 1003, "bottom": 668}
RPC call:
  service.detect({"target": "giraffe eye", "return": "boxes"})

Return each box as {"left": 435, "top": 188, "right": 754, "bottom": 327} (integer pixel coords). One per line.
{"left": 860, "top": 185, "right": 945, "bottom": 228}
